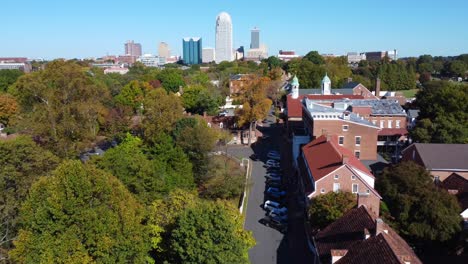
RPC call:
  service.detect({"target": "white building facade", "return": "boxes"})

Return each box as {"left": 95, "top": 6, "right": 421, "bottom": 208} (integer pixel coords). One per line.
{"left": 202, "top": 48, "right": 216, "bottom": 63}
{"left": 215, "top": 12, "right": 233, "bottom": 63}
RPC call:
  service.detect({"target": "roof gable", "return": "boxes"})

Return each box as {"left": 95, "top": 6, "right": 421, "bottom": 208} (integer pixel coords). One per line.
{"left": 404, "top": 143, "right": 468, "bottom": 171}
{"left": 301, "top": 135, "right": 372, "bottom": 182}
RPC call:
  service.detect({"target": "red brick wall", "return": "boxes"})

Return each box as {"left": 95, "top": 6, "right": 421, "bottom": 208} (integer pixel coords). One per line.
{"left": 353, "top": 85, "right": 378, "bottom": 99}
{"left": 311, "top": 120, "right": 378, "bottom": 160}
{"left": 311, "top": 166, "right": 380, "bottom": 216}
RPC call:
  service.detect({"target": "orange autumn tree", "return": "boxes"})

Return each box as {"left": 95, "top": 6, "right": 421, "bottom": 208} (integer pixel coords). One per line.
{"left": 234, "top": 76, "right": 272, "bottom": 145}
{"left": 0, "top": 94, "right": 18, "bottom": 127}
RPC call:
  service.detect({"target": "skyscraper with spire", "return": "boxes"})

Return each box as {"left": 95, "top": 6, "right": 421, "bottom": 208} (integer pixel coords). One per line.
{"left": 215, "top": 12, "right": 233, "bottom": 63}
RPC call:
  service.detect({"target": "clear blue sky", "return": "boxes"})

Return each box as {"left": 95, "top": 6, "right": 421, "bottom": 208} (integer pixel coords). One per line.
{"left": 2, "top": 0, "right": 467, "bottom": 59}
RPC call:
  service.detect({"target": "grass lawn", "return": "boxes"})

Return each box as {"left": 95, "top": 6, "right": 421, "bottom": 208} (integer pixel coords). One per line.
{"left": 401, "top": 89, "right": 420, "bottom": 98}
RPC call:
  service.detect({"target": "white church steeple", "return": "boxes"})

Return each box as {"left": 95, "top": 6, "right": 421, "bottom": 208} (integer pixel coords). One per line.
{"left": 321, "top": 73, "right": 331, "bottom": 95}
{"left": 291, "top": 75, "right": 299, "bottom": 99}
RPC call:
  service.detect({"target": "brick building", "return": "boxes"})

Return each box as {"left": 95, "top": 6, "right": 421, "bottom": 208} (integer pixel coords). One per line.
{"left": 297, "top": 135, "right": 381, "bottom": 216}
{"left": 401, "top": 143, "right": 468, "bottom": 181}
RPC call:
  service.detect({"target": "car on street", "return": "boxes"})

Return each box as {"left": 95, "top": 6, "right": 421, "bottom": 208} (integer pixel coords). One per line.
{"left": 266, "top": 181, "right": 282, "bottom": 188}
{"left": 267, "top": 151, "right": 281, "bottom": 160}
{"left": 268, "top": 211, "right": 288, "bottom": 221}
{"left": 266, "top": 159, "right": 280, "bottom": 166}
{"left": 263, "top": 200, "right": 287, "bottom": 212}
{"left": 266, "top": 187, "right": 287, "bottom": 198}
{"left": 266, "top": 162, "right": 281, "bottom": 169}
{"left": 259, "top": 216, "right": 287, "bottom": 233}
{"left": 265, "top": 174, "right": 281, "bottom": 181}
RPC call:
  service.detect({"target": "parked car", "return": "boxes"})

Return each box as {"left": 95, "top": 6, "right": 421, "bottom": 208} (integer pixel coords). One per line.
{"left": 266, "top": 187, "right": 287, "bottom": 198}
{"left": 266, "top": 159, "right": 280, "bottom": 166}
{"left": 267, "top": 151, "right": 281, "bottom": 160}
{"left": 266, "top": 181, "right": 282, "bottom": 188}
{"left": 263, "top": 200, "right": 287, "bottom": 212}
{"left": 268, "top": 211, "right": 288, "bottom": 221}
{"left": 259, "top": 216, "right": 287, "bottom": 233}
{"left": 265, "top": 174, "right": 281, "bottom": 181}
{"left": 249, "top": 154, "right": 258, "bottom": 161}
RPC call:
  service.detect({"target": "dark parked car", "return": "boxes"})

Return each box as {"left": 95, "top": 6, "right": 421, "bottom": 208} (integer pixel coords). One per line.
{"left": 259, "top": 216, "right": 288, "bottom": 233}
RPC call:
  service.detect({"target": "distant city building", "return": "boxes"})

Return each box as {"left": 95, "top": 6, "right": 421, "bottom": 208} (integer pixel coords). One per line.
{"left": 365, "top": 51, "right": 386, "bottom": 62}
{"left": 104, "top": 67, "right": 129, "bottom": 75}
{"left": 235, "top": 46, "right": 244, "bottom": 60}
{"left": 158, "top": 42, "right": 170, "bottom": 59}
{"left": 202, "top": 47, "right": 215, "bottom": 63}
{"left": 182, "top": 37, "right": 202, "bottom": 65}
{"left": 0, "top": 61, "right": 30, "bottom": 72}
{"left": 124, "top": 40, "right": 142, "bottom": 57}
{"left": 347, "top": 52, "right": 366, "bottom": 64}
{"left": 137, "top": 54, "right": 159, "bottom": 67}
{"left": 387, "top": 49, "right": 398, "bottom": 60}
{"left": 321, "top": 53, "right": 339, "bottom": 58}
{"left": 0, "top": 57, "right": 28, "bottom": 63}
{"left": 278, "top": 50, "right": 299, "bottom": 61}
{"left": 250, "top": 27, "right": 260, "bottom": 49}
{"left": 215, "top": 12, "right": 233, "bottom": 63}
{"left": 247, "top": 44, "right": 268, "bottom": 60}
{"left": 117, "top": 55, "right": 137, "bottom": 65}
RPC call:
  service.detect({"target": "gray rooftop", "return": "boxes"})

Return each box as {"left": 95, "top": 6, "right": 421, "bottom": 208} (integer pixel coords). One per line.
{"left": 230, "top": 74, "right": 245, "bottom": 81}
{"left": 341, "top": 82, "right": 360, "bottom": 89}
{"left": 349, "top": 99, "right": 407, "bottom": 116}
{"left": 403, "top": 143, "right": 468, "bottom": 171}
{"left": 408, "top": 109, "right": 420, "bottom": 119}
{"left": 303, "top": 99, "right": 378, "bottom": 127}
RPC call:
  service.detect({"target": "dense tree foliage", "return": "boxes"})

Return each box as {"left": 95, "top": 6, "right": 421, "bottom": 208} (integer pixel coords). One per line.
{"left": 304, "top": 51, "right": 325, "bottom": 65}
{"left": 0, "top": 93, "right": 18, "bottom": 127}
{"left": 11, "top": 60, "right": 110, "bottom": 157}
{"left": 284, "top": 58, "right": 326, "bottom": 88}
{"left": 115, "top": 80, "right": 152, "bottom": 113}
{"left": 94, "top": 134, "right": 194, "bottom": 204}
{"left": 169, "top": 201, "right": 254, "bottom": 264}
{"left": 157, "top": 68, "right": 185, "bottom": 93}
{"left": 235, "top": 76, "right": 272, "bottom": 145}
{"left": 411, "top": 81, "right": 468, "bottom": 143}
{"left": 0, "top": 137, "right": 59, "bottom": 258}
{"left": 10, "top": 160, "right": 151, "bottom": 263}
{"left": 376, "top": 162, "right": 461, "bottom": 242}
{"left": 308, "top": 191, "right": 356, "bottom": 229}
{"left": 181, "top": 85, "right": 221, "bottom": 115}
{"left": 0, "top": 69, "right": 23, "bottom": 93}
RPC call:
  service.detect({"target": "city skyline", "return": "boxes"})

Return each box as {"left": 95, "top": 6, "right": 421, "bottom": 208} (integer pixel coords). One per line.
{"left": 1, "top": 0, "right": 468, "bottom": 59}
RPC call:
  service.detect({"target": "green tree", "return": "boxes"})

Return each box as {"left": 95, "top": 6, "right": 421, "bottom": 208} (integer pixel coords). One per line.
{"left": 115, "top": 80, "right": 152, "bottom": 113}
{"left": 285, "top": 58, "right": 326, "bottom": 88}
{"left": 0, "top": 69, "right": 23, "bottom": 93}
{"left": 173, "top": 117, "right": 219, "bottom": 182}
{"left": 0, "top": 137, "right": 59, "bottom": 259}
{"left": 411, "top": 81, "right": 468, "bottom": 143}
{"left": 235, "top": 76, "right": 272, "bottom": 145}
{"left": 10, "top": 160, "right": 151, "bottom": 263}
{"left": 265, "top": 56, "right": 283, "bottom": 69}
{"left": 448, "top": 60, "right": 467, "bottom": 77}
{"left": 304, "top": 51, "right": 325, "bottom": 65}
{"left": 181, "top": 85, "right": 220, "bottom": 115}
{"left": 308, "top": 191, "right": 356, "bottom": 229}
{"left": 157, "top": 69, "right": 185, "bottom": 93}
{"left": 11, "top": 60, "right": 110, "bottom": 157}
{"left": 169, "top": 201, "right": 254, "bottom": 264}
{"left": 142, "top": 88, "right": 184, "bottom": 142}
{"left": 0, "top": 93, "right": 18, "bottom": 127}
{"left": 376, "top": 162, "right": 461, "bottom": 242}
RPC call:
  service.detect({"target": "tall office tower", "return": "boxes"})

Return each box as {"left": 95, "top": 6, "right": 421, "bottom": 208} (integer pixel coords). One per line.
{"left": 215, "top": 12, "right": 233, "bottom": 63}
{"left": 250, "top": 27, "right": 260, "bottom": 49}
{"left": 202, "top": 47, "right": 215, "bottom": 63}
{"left": 182, "top": 37, "right": 202, "bottom": 65}
{"left": 158, "top": 42, "right": 170, "bottom": 58}
{"left": 124, "top": 40, "right": 142, "bottom": 57}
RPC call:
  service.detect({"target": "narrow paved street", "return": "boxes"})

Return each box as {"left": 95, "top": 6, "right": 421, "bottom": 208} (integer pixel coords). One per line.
{"left": 226, "top": 111, "right": 316, "bottom": 264}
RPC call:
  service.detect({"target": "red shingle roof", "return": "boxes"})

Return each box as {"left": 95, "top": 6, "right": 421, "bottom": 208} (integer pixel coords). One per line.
{"left": 286, "top": 94, "right": 364, "bottom": 118}
{"left": 316, "top": 206, "right": 422, "bottom": 264}
{"left": 301, "top": 135, "right": 372, "bottom": 182}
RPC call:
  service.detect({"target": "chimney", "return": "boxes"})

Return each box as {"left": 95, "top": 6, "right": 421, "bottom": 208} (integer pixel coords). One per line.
{"left": 326, "top": 134, "right": 331, "bottom": 142}
{"left": 342, "top": 154, "right": 349, "bottom": 164}
{"left": 331, "top": 249, "right": 348, "bottom": 264}
{"left": 375, "top": 78, "right": 381, "bottom": 97}
{"left": 346, "top": 77, "right": 353, "bottom": 83}
{"left": 358, "top": 192, "right": 380, "bottom": 217}
{"left": 375, "top": 218, "right": 388, "bottom": 235}
{"left": 203, "top": 111, "right": 207, "bottom": 118}
{"left": 363, "top": 228, "right": 371, "bottom": 240}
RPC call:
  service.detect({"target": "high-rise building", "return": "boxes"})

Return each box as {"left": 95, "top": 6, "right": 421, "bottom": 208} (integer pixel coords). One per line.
{"left": 137, "top": 54, "right": 159, "bottom": 67}
{"left": 250, "top": 27, "right": 260, "bottom": 49}
{"left": 202, "top": 47, "right": 215, "bottom": 63}
{"left": 124, "top": 40, "right": 142, "bottom": 57}
{"left": 158, "top": 42, "right": 170, "bottom": 59}
{"left": 183, "top": 37, "right": 202, "bottom": 65}
{"left": 215, "top": 12, "right": 233, "bottom": 63}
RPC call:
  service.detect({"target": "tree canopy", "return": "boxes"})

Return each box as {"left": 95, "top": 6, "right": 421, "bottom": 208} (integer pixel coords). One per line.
{"left": 376, "top": 162, "right": 461, "bottom": 242}
{"left": 0, "top": 93, "right": 18, "bottom": 127}
{"left": 0, "top": 69, "right": 23, "bottom": 93}
{"left": 308, "top": 191, "right": 356, "bottom": 229}
{"left": 0, "top": 137, "right": 59, "bottom": 258}
{"left": 411, "top": 81, "right": 468, "bottom": 143}
{"left": 10, "top": 160, "right": 151, "bottom": 263}
{"left": 11, "top": 60, "right": 110, "bottom": 157}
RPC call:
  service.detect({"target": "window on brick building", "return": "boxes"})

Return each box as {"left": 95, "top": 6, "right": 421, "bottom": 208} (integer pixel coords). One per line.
{"left": 352, "top": 183, "right": 358, "bottom": 193}
{"left": 380, "top": 120, "right": 384, "bottom": 128}
{"left": 321, "top": 188, "right": 325, "bottom": 193}
{"left": 355, "top": 151, "right": 360, "bottom": 159}
{"left": 351, "top": 175, "right": 356, "bottom": 180}
{"left": 342, "top": 125, "right": 349, "bottom": 131}
{"left": 355, "top": 136, "right": 361, "bottom": 146}
{"left": 388, "top": 120, "right": 392, "bottom": 128}
{"left": 396, "top": 120, "right": 400, "bottom": 128}
{"left": 334, "top": 174, "right": 339, "bottom": 179}
{"left": 333, "top": 183, "right": 340, "bottom": 192}
{"left": 339, "top": 136, "right": 344, "bottom": 145}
